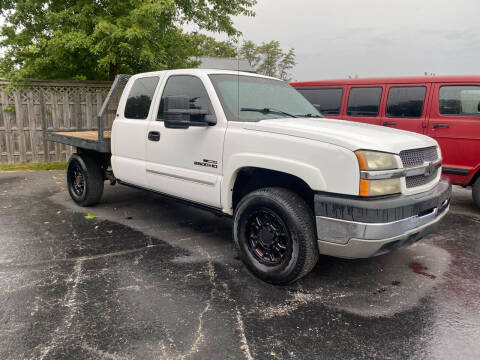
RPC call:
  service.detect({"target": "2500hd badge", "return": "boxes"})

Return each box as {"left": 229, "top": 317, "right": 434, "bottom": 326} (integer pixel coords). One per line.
{"left": 194, "top": 159, "right": 218, "bottom": 169}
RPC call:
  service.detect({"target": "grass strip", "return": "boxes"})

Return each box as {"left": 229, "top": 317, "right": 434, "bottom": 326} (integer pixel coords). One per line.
{"left": 0, "top": 162, "right": 67, "bottom": 172}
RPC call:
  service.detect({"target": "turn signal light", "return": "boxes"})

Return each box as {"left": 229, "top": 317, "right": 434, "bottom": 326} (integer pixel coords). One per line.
{"left": 359, "top": 178, "right": 401, "bottom": 197}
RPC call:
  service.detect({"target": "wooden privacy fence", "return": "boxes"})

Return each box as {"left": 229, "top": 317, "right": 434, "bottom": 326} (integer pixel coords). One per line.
{"left": 0, "top": 79, "right": 113, "bottom": 164}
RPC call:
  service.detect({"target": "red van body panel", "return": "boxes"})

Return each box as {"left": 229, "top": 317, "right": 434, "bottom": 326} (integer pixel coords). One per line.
{"left": 427, "top": 82, "right": 480, "bottom": 185}
{"left": 292, "top": 76, "right": 480, "bottom": 188}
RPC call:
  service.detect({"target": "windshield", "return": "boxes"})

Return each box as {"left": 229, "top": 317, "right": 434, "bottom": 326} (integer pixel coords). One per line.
{"left": 209, "top": 74, "right": 322, "bottom": 122}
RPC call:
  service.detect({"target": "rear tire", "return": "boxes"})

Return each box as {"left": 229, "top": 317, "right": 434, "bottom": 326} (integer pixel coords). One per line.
{"left": 473, "top": 177, "right": 480, "bottom": 209}
{"left": 67, "top": 154, "right": 104, "bottom": 207}
{"left": 233, "top": 187, "right": 319, "bottom": 285}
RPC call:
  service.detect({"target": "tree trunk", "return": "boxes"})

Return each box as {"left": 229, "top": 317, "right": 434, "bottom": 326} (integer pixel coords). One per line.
{"left": 109, "top": 61, "right": 118, "bottom": 80}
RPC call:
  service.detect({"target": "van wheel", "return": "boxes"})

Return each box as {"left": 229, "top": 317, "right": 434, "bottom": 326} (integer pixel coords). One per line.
{"left": 473, "top": 177, "right": 480, "bottom": 208}
{"left": 233, "top": 187, "right": 319, "bottom": 285}
{"left": 67, "top": 154, "right": 104, "bottom": 207}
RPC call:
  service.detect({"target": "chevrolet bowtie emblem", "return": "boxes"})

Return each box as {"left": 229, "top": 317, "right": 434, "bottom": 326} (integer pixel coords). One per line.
{"left": 424, "top": 162, "right": 435, "bottom": 177}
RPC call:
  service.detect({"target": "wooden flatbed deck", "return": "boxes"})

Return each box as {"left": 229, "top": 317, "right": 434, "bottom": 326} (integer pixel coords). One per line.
{"left": 44, "top": 130, "right": 111, "bottom": 153}
{"left": 52, "top": 131, "right": 111, "bottom": 141}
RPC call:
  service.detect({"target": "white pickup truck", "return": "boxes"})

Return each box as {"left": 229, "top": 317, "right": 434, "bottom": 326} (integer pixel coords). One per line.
{"left": 45, "top": 69, "right": 451, "bottom": 284}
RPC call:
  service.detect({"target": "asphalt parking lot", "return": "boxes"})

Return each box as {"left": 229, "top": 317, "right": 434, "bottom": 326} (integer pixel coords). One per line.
{"left": 1, "top": 170, "right": 479, "bottom": 360}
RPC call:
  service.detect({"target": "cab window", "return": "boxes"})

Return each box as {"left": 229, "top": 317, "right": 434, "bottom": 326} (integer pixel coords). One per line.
{"left": 157, "top": 75, "right": 215, "bottom": 123}
{"left": 439, "top": 86, "right": 480, "bottom": 116}
{"left": 386, "top": 86, "right": 426, "bottom": 118}
{"left": 124, "top": 77, "right": 159, "bottom": 119}
{"left": 347, "top": 87, "right": 382, "bottom": 117}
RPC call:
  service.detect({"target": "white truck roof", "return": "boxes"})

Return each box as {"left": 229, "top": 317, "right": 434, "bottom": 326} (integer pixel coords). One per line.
{"left": 130, "top": 68, "right": 280, "bottom": 81}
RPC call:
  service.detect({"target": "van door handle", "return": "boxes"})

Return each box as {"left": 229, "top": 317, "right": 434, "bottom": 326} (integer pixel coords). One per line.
{"left": 148, "top": 131, "right": 160, "bottom": 141}
{"left": 432, "top": 123, "right": 450, "bottom": 129}
{"left": 382, "top": 121, "right": 397, "bottom": 126}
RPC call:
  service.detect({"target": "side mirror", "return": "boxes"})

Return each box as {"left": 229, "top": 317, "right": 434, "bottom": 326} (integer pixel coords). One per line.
{"left": 164, "top": 96, "right": 190, "bottom": 129}
{"left": 164, "top": 96, "right": 215, "bottom": 129}
{"left": 477, "top": 101, "right": 480, "bottom": 112}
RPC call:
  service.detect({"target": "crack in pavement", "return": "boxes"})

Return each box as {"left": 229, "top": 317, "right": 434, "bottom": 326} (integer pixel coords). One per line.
{"left": 37, "top": 259, "right": 84, "bottom": 360}
{"left": 157, "top": 325, "right": 178, "bottom": 360}
{"left": 0, "top": 245, "right": 160, "bottom": 270}
{"left": 81, "top": 343, "right": 130, "bottom": 360}
{"left": 221, "top": 281, "right": 253, "bottom": 360}
{"left": 175, "top": 249, "right": 253, "bottom": 360}
{"left": 177, "top": 255, "right": 216, "bottom": 360}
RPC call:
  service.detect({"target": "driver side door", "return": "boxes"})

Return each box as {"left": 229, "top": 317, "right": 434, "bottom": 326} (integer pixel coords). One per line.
{"left": 146, "top": 75, "right": 226, "bottom": 208}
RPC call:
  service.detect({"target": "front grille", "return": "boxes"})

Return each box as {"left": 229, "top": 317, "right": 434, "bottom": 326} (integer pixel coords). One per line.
{"left": 406, "top": 168, "right": 439, "bottom": 188}
{"left": 400, "top": 146, "right": 438, "bottom": 168}
{"left": 400, "top": 146, "right": 440, "bottom": 188}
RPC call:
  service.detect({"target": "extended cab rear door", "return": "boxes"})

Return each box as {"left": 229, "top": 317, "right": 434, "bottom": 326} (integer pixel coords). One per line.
{"left": 145, "top": 73, "right": 227, "bottom": 208}
{"left": 111, "top": 74, "right": 163, "bottom": 188}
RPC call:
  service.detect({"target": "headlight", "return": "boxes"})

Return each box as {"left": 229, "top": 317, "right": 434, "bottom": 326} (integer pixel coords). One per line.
{"left": 355, "top": 150, "right": 401, "bottom": 196}
{"left": 355, "top": 150, "right": 398, "bottom": 170}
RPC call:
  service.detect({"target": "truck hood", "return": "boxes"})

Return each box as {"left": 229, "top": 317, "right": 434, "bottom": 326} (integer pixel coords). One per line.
{"left": 243, "top": 117, "right": 437, "bottom": 153}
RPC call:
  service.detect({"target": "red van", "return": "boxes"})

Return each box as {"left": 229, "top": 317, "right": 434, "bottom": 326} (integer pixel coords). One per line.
{"left": 291, "top": 76, "right": 480, "bottom": 208}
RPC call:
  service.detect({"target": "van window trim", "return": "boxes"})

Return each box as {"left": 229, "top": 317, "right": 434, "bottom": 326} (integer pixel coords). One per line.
{"left": 438, "top": 84, "right": 480, "bottom": 118}
{"left": 385, "top": 85, "right": 427, "bottom": 119}
{"left": 297, "top": 87, "right": 344, "bottom": 116}
{"left": 346, "top": 86, "right": 383, "bottom": 117}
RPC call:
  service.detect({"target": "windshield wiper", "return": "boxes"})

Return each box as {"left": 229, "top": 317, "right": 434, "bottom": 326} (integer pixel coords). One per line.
{"left": 296, "top": 113, "right": 323, "bottom": 118}
{"left": 240, "top": 107, "right": 297, "bottom": 118}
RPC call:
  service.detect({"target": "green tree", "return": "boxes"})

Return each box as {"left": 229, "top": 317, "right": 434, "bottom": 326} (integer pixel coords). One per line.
{"left": 240, "top": 40, "right": 296, "bottom": 81}
{"left": 239, "top": 40, "right": 261, "bottom": 69}
{"left": 188, "top": 33, "right": 237, "bottom": 59}
{"left": 0, "top": 0, "right": 256, "bottom": 83}
{"left": 278, "top": 48, "right": 296, "bottom": 81}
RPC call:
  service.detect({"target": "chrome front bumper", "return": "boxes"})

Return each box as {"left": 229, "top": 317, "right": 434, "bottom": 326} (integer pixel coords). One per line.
{"left": 314, "top": 179, "right": 451, "bottom": 259}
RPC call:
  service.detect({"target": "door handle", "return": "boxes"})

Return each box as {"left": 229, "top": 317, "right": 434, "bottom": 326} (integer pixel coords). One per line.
{"left": 148, "top": 131, "right": 160, "bottom": 141}
{"left": 432, "top": 123, "right": 450, "bottom": 129}
{"left": 382, "top": 121, "right": 397, "bottom": 126}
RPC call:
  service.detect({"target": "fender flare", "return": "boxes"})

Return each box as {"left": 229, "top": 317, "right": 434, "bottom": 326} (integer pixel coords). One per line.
{"left": 221, "top": 153, "right": 327, "bottom": 214}
{"left": 467, "top": 163, "right": 480, "bottom": 185}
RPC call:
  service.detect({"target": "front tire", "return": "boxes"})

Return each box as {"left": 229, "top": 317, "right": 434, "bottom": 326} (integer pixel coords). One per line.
{"left": 67, "top": 154, "right": 104, "bottom": 207}
{"left": 473, "top": 177, "right": 480, "bottom": 208}
{"left": 233, "top": 187, "right": 319, "bottom": 285}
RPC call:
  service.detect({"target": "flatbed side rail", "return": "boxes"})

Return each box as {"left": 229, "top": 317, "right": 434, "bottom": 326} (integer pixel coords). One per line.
{"left": 97, "top": 74, "right": 131, "bottom": 143}
{"left": 43, "top": 74, "right": 131, "bottom": 153}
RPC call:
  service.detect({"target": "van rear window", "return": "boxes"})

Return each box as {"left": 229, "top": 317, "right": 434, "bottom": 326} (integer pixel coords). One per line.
{"left": 297, "top": 88, "right": 343, "bottom": 115}
{"left": 386, "top": 86, "right": 426, "bottom": 118}
{"left": 347, "top": 87, "right": 382, "bottom": 117}
{"left": 439, "top": 86, "right": 480, "bottom": 116}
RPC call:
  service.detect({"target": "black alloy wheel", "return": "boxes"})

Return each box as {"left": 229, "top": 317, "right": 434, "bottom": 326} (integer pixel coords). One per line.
{"left": 246, "top": 208, "right": 292, "bottom": 266}
{"left": 233, "top": 187, "right": 319, "bottom": 285}
{"left": 66, "top": 153, "right": 105, "bottom": 207}
{"left": 69, "top": 161, "right": 86, "bottom": 197}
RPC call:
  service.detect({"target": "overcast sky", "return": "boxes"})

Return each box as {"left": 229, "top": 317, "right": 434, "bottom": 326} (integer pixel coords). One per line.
{"left": 2, "top": 0, "right": 479, "bottom": 81}
{"left": 226, "top": 0, "right": 480, "bottom": 81}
